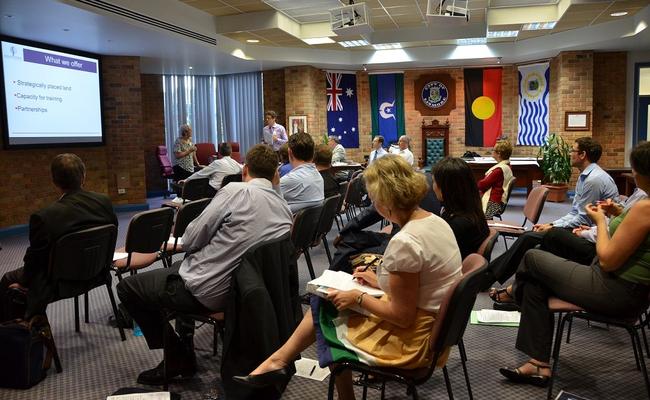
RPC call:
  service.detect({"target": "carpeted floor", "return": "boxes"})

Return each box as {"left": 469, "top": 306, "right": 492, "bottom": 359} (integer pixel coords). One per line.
{"left": 0, "top": 192, "right": 647, "bottom": 399}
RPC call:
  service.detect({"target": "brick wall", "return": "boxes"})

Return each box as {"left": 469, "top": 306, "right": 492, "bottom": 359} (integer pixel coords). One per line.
{"left": 284, "top": 66, "right": 327, "bottom": 146}
{"left": 141, "top": 74, "right": 166, "bottom": 193}
{"left": 0, "top": 56, "right": 146, "bottom": 229}
{"left": 263, "top": 69, "right": 286, "bottom": 127}
{"left": 101, "top": 56, "right": 146, "bottom": 205}
{"left": 593, "top": 52, "right": 627, "bottom": 168}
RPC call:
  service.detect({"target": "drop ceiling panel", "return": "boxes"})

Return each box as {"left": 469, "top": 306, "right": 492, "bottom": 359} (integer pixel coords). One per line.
{"left": 490, "top": 0, "right": 558, "bottom": 6}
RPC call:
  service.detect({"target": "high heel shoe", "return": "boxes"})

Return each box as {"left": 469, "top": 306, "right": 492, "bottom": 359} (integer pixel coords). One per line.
{"left": 232, "top": 365, "right": 294, "bottom": 389}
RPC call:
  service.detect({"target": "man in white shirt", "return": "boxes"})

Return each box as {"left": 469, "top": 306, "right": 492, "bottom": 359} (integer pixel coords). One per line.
{"left": 118, "top": 144, "right": 292, "bottom": 386}
{"left": 261, "top": 110, "right": 288, "bottom": 151}
{"left": 390, "top": 135, "right": 415, "bottom": 167}
{"left": 180, "top": 142, "right": 242, "bottom": 196}
{"left": 281, "top": 132, "right": 324, "bottom": 213}
{"left": 368, "top": 135, "right": 388, "bottom": 164}
{"left": 328, "top": 136, "right": 346, "bottom": 163}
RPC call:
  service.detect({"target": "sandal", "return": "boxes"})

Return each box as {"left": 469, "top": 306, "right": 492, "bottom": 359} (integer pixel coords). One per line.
{"left": 499, "top": 361, "right": 551, "bottom": 387}
{"left": 489, "top": 287, "right": 514, "bottom": 303}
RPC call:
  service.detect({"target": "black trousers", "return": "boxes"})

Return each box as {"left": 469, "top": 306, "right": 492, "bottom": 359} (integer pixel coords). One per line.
{"left": 513, "top": 249, "right": 649, "bottom": 362}
{"left": 330, "top": 231, "right": 390, "bottom": 273}
{"left": 489, "top": 228, "right": 597, "bottom": 284}
{"left": 116, "top": 266, "right": 213, "bottom": 360}
{"left": 0, "top": 268, "right": 28, "bottom": 322}
{"left": 172, "top": 165, "right": 194, "bottom": 181}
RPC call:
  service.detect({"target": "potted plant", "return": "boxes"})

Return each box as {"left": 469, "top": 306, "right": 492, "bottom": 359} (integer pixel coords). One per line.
{"left": 537, "top": 133, "right": 572, "bottom": 202}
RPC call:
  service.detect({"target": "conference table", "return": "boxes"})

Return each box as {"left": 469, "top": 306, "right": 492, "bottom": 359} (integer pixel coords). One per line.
{"left": 331, "top": 162, "right": 364, "bottom": 174}
{"left": 467, "top": 157, "right": 543, "bottom": 196}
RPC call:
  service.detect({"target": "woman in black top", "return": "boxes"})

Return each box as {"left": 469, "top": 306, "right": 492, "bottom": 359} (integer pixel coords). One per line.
{"left": 432, "top": 157, "right": 489, "bottom": 259}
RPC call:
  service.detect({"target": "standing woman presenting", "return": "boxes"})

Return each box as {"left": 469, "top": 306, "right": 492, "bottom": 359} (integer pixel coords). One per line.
{"left": 173, "top": 124, "right": 202, "bottom": 180}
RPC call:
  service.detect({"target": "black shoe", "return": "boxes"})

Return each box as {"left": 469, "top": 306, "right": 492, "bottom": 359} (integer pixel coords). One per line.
{"left": 499, "top": 363, "right": 550, "bottom": 387}
{"left": 493, "top": 301, "right": 521, "bottom": 312}
{"left": 232, "top": 366, "right": 294, "bottom": 390}
{"left": 137, "top": 359, "right": 196, "bottom": 386}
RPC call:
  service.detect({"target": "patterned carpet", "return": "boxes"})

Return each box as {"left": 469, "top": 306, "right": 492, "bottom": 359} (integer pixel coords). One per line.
{"left": 0, "top": 192, "right": 648, "bottom": 399}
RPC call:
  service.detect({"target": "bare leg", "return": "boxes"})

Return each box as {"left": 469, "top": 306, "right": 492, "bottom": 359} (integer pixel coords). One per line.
{"left": 331, "top": 369, "right": 355, "bottom": 400}
{"left": 250, "top": 309, "right": 317, "bottom": 375}
{"left": 516, "top": 358, "right": 551, "bottom": 377}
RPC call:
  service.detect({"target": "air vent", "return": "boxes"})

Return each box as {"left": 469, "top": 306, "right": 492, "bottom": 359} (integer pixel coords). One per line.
{"left": 73, "top": 0, "right": 217, "bottom": 46}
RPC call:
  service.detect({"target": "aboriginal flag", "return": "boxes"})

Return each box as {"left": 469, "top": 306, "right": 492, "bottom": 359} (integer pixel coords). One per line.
{"left": 464, "top": 68, "right": 502, "bottom": 147}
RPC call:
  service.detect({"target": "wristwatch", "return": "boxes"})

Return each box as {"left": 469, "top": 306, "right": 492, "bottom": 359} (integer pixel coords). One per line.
{"left": 356, "top": 292, "right": 367, "bottom": 306}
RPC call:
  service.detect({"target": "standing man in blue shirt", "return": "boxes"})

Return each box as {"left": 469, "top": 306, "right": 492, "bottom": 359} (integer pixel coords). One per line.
{"left": 488, "top": 136, "right": 619, "bottom": 286}
{"left": 262, "top": 110, "right": 288, "bottom": 151}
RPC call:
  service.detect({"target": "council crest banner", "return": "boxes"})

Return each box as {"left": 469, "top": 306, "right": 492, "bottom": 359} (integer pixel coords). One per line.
{"left": 517, "top": 62, "right": 550, "bottom": 146}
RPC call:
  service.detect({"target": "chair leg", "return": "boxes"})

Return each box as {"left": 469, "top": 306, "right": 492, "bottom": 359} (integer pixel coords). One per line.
{"left": 213, "top": 325, "right": 218, "bottom": 356}
{"left": 566, "top": 315, "right": 573, "bottom": 344}
{"left": 409, "top": 384, "right": 419, "bottom": 400}
{"left": 163, "top": 321, "right": 170, "bottom": 391}
{"left": 323, "top": 237, "right": 333, "bottom": 266}
{"left": 74, "top": 296, "right": 80, "bottom": 333}
{"left": 458, "top": 338, "right": 468, "bottom": 362}
{"left": 84, "top": 292, "right": 90, "bottom": 324}
{"left": 106, "top": 283, "right": 126, "bottom": 341}
{"left": 547, "top": 313, "right": 569, "bottom": 400}
{"left": 327, "top": 369, "right": 338, "bottom": 400}
{"left": 304, "top": 249, "right": 316, "bottom": 280}
{"left": 631, "top": 327, "right": 650, "bottom": 398}
{"left": 459, "top": 343, "right": 474, "bottom": 400}
{"left": 442, "top": 365, "right": 454, "bottom": 400}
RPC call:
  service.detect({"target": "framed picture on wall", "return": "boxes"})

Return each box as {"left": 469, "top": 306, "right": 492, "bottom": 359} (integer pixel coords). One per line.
{"left": 565, "top": 111, "right": 591, "bottom": 131}
{"left": 288, "top": 115, "right": 308, "bottom": 135}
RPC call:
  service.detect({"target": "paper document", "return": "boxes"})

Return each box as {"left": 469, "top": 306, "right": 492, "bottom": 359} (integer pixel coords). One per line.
{"left": 476, "top": 309, "right": 521, "bottom": 324}
{"left": 171, "top": 197, "right": 184, "bottom": 204}
{"left": 488, "top": 222, "right": 527, "bottom": 230}
{"left": 113, "top": 252, "right": 128, "bottom": 261}
{"left": 168, "top": 236, "right": 183, "bottom": 245}
{"left": 307, "top": 270, "right": 384, "bottom": 316}
{"left": 107, "top": 392, "right": 170, "bottom": 400}
{"left": 294, "top": 357, "right": 330, "bottom": 381}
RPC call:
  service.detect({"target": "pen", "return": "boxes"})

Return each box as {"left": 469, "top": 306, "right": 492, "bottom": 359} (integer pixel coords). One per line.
{"left": 309, "top": 365, "right": 316, "bottom": 376}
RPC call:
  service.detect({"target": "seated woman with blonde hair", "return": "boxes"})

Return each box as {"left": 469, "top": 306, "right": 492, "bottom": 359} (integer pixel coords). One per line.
{"left": 478, "top": 140, "right": 513, "bottom": 219}
{"left": 234, "top": 155, "right": 463, "bottom": 399}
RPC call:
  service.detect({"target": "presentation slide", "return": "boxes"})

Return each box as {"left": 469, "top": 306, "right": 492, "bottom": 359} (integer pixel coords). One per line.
{"left": 1, "top": 38, "right": 103, "bottom": 147}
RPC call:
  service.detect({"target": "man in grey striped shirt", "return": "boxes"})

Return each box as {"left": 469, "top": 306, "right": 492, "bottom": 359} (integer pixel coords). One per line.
{"left": 118, "top": 144, "right": 292, "bottom": 386}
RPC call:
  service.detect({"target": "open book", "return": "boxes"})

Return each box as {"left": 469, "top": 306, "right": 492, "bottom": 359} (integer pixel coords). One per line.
{"left": 306, "top": 270, "right": 384, "bottom": 316}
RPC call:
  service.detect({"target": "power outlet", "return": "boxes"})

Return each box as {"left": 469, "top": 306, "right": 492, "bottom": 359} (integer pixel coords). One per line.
{"left": 118, "top": 188, "right": 126, "bottom": 195}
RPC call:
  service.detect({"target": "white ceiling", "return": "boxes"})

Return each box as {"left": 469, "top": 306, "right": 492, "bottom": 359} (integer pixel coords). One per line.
{"left": 0, "top": 0, "right": 648, "bottom": 75}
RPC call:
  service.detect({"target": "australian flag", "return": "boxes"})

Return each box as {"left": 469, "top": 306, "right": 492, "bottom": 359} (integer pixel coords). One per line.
{"left": 326, "top": 72, "right": 359, "bottom": 148}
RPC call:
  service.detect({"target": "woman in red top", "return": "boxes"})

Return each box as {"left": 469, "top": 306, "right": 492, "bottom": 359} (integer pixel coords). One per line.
{"left": 478, "top": 140, "right": 514, "bottom": 219}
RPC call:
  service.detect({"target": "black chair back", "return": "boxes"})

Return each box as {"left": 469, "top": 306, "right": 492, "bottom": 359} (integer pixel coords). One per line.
{"left": 125, "top": 208, "right": 174, "bottom": 254}
{"left": 435, "top": 255, "right": 489, "bottom": 354}
{"left": 182, "top": 178, "right": 210, "bottom": 202}
{"left": 221, "top": 173, "right": 242, "bottom": 188}
{"left": 49, "top": 224, "right": 117, "bottom": 296}
{"left": 314, "top": 195, "right": 341, "bottom": 243}
{"left": 291, "top": 203, "right": 324, "bottom": 251}
{"left": 346, "top": 175, "right": 366, "bottom": 208}
{"left": 173, "top": 198, "right": 211, "bottom": 239}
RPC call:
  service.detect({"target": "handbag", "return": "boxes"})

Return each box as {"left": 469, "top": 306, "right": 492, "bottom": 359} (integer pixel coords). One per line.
{"left": 349, "top": 253, "right": 383, "bottom": 272}
{"left": 0, "top": 316, "right": 55, "bottom": 389}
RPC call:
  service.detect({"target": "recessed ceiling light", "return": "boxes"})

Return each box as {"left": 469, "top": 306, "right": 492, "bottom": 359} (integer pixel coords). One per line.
{"left": 246, "top": 39, "right": 260, "bottom": 43}
{"left": 188, "top": 66, "right": 193, "bottom": 70}
{"left": 610, "top": 11, "right": 628, "bottom": 17}
{"left": 62, "top": 28, "right": 70, "bottom": 32}
{"left": 487, "top": 30, "right": 519, "bottom": 38}
{"left": 4, "top": 14, "right": 14, "bottom": 18}
{"left": 302, "top": 37, "right": 335, "bottom": 45}
{"left": 372, "top": 43, "right": 402, "bottom": 50}
{"left": 339, "top": 39, "right": 369, "bottom": 48}
{"left": 457, "top": 37, "right": 487, "bottom": 45}
{"left": 522, "top": 21, "right": 557, "bottom": 30}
